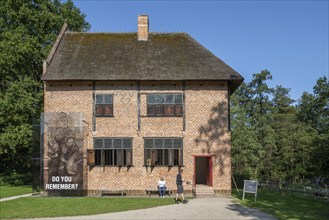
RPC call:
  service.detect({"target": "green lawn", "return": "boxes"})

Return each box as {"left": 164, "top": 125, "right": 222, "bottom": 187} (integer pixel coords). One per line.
{"left": 232, "top": 189, "right": 329, "bottom": 220}
{"left": 0, "top": 197, "right": 175, "bottom": 219}
{"left": 0, "top": 185, "right": 32, "bottom": 198}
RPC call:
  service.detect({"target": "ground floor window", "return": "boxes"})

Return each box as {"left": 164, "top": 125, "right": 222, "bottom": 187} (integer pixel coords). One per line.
{"left": 144, "top": 138, "right": 183, "bottom": 166}
{"left": 93, "top": 138, "right": 132, "bottom": 166}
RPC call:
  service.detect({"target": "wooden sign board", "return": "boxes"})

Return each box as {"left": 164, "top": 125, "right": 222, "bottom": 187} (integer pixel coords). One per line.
{"left": 243, "top": 180, "right": 259, "bottom": 201}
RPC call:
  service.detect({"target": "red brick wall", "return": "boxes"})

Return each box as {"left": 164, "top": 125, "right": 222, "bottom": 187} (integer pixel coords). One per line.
{"left": 43, "top": 80, "right": 231, "bottom": 195}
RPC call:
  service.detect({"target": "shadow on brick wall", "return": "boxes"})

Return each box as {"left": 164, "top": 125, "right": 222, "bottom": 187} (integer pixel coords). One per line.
{"left": 194, "top": 101, "right": 230, "bottom": 175}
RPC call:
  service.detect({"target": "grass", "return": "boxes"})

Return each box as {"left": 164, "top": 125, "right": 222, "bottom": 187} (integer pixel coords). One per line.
{"left": 232, "top": 189, "right": 329, "bottom": 220}
{"left": 0, "top": 196, "right": 175, "bottom": 219}
{"left": 2, "top": 187, "right": 328, "bottom": 219}
{"left": 0, "top": 185, "right": 32, "bottom": 198}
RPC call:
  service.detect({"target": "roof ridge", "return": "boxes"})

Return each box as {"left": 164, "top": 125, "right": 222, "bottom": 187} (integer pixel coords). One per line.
{"left": 65, "top": 32, "right": 188, "bottom": 35}
{"left": 66, "top": 31, "right": 135, "bottom": 34}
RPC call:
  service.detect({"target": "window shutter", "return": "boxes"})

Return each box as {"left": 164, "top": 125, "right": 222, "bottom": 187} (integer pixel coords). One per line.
{"left": 178, "top": 149, "right": 183, "bottom": 166}
{"left": 176, "top": 104, "right": 183, "bottom": 116}
{"left": 168, "top": 149, "right": 174, "bottom": 166}
{"left": 147, "top": 105, "right": 155, "bottom": 116}
{"left": 104, "top": 105, "right": 113, "bottom": 116}
{"left": 155, "top": 105, "right": 164, "bottom": 116}
{"left": 87, "top": 149, "right": 95, "bottom": 166}
{"left": 126, "top": 149, "right": 132, "bottom": 166}
{"left": 117, "top": 150, "right": 124, "bottom": 166}
{"left": 164, "top": 105, "right": 175, "bottom": 116}
{"left": 145, "top": 149, "right": 151, "bottom": 166}
{"left": 95, "top": 105, "right": 103, "bottom": 115}
{"left": 151, "top": 149, "right": 156, "bottom": 166}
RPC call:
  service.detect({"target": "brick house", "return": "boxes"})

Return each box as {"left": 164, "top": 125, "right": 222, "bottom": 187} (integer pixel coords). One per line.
{"left": 41, "top": 15, "right": 243, "bottom": 196}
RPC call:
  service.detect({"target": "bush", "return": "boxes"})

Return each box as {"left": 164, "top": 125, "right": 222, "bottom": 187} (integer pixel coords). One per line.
{"left": 0, "top": 172, "right": 31, "bottom": 186}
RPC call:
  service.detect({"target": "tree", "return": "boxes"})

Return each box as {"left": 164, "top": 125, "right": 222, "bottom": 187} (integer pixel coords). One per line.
{"left": 298, "top": 77, "right": 329, "bottom": 133}
{"left": 0, "top": 78, "right": 43, "bottom": 178}
{"left": 0, "top": 0, "right": 90, "bottom": 184}
{"left": 231, "top": 71, "right": 318, "bottom": 183}
{"left": 231, "top": 83, "right": 262, "bottom": 179}
{"left": 312, "top": 76, "right": 329, "bottom": 134}
{"left": 269, "top": 77, "right": 328, "bottom": 182}
{"left": 272, "top": 102, "right": 315, "bottom": 182}
{"left": 272, "top": 85, "right": 295, "bottom": 110}
{"left": 298, "top": 76, "right": 329, "bottom": 178}
{"left": 231, "top": 71, "right": 277, "bottom": 180}
{"left": 248, "top": 70, "right": 276, "bottom": 179}
{"left": 0, "top": 0, "right": 90, "bottom": 88}
{"left": 249, "top": 70, "right": 274, "bottom": 116}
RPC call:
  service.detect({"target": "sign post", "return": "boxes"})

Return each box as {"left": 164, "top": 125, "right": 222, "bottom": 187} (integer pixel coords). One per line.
{"left": 243, "top": 180, "right": 258, "bottom": 201}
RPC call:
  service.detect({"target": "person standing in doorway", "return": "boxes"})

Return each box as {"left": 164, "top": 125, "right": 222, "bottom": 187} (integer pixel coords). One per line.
{"left": 175, "top": 169, "right": 188, "bottom": 204}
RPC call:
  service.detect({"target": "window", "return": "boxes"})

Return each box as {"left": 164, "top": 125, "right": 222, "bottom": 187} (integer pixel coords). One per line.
{"left": 95, "top": 94, "right": 113, "bottom": 117}
{"left": 147, "top": 94, "right": 183, "bottom": 117}
{"left": 144, "top": 138, "right": 183, "bottom": 166}
{"left": 93, "top": 138, "right": 132, "bottom": 166}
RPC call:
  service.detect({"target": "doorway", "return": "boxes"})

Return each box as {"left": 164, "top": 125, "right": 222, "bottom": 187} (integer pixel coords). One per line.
{"left": 195, "top": 156, "right": 213, "bottom": 186}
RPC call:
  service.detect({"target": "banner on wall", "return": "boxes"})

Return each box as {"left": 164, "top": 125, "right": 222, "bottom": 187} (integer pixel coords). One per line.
{"left": 42, "top": 112, "right": 84, "bottom": 195}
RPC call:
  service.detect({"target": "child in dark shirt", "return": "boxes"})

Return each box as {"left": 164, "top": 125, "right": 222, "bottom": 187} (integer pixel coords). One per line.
{"left": 175, "top": 169, "right": 188, "bottom": 204}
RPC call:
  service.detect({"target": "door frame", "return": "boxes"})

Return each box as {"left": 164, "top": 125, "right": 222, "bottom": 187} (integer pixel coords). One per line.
{"left": 192, "top": 154, "right": 213, "bottom": 187}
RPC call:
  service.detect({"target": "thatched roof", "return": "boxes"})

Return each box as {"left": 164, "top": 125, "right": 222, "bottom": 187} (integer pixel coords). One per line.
{"left": 42, "top": 31, "right": 243, "bottom": 93}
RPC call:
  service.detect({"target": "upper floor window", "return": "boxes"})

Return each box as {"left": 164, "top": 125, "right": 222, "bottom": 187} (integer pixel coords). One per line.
{"left": 95, "top": 94, "right": 113, "bottom": 117}
{"left": 144, "top": 138, "right": 183, "bottom": 167}
{"left": 93, "top": 138, "right": 132, "bottom": 166}
{"left": 147, "top": 94, "right": 183, "bottom": 117}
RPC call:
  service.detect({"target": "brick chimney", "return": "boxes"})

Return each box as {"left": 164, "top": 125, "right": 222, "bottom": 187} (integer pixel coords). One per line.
{"left": 138, "top": 15, "right": 149, "bottom": 41}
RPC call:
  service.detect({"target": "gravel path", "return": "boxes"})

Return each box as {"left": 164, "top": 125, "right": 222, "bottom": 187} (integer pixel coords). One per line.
{"left": 0, "top": 193, "right": 32, "bottom": 202}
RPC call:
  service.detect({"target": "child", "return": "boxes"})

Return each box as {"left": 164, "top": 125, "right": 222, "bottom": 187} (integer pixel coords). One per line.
{"left": 158, "top": 176, "right": 166, "bottom": 198}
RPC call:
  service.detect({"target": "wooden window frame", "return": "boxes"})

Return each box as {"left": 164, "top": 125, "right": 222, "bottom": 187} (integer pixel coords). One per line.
{"left": 147, "top": 94, "right": 183, "bottom": 117}
{"left": 95, "top": 94, "right": 114, "bottom": 117}
{"left": 144, "top": 138, "right": 183, "bottom": 167}
{"left": 93, "top": 138, "right": 133, "bottom": 167}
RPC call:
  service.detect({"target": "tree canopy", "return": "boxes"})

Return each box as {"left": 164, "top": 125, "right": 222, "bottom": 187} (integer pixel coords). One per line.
{"left": 231, "top": 73, "right": 329, "bottom": 184}
{"left": 0, "top": 0, "right": 90, "bottom": 184}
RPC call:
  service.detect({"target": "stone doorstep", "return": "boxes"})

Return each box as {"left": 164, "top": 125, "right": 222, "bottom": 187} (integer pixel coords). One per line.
{"left": 195, "top": 184, "right": 215, "bottom": 197}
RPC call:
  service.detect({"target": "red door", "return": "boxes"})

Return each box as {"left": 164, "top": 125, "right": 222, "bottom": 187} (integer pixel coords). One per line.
{"left": 193, "top": 155, "right": 213, "bottom": 186}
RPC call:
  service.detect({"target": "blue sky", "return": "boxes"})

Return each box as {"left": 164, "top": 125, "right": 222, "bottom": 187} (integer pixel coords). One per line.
{"left": 69, "top": 0, "right": 328, "bottom": 102}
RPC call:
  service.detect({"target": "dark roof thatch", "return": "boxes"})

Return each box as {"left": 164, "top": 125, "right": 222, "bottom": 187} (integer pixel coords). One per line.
{"left": 42, "top": 32, "right": 243, "bottom": 93}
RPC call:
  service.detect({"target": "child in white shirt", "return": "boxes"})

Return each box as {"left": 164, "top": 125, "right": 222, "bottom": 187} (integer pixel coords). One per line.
{"left": 158, "top": 177, "right": 166, "bottom": 197}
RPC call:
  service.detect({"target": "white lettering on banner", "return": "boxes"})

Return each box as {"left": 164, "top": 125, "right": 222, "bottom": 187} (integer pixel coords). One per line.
{"left": 52, "top": 176, "right": 60, "bottom": 182}
{"left": 61, "top": 176, "right": 72, "bottom": 182}
{"left": 45, "top": 184, "right": 79, "bottom": 190}
{"left": 51, "top": 176, "right": 72, "bottom": 183}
